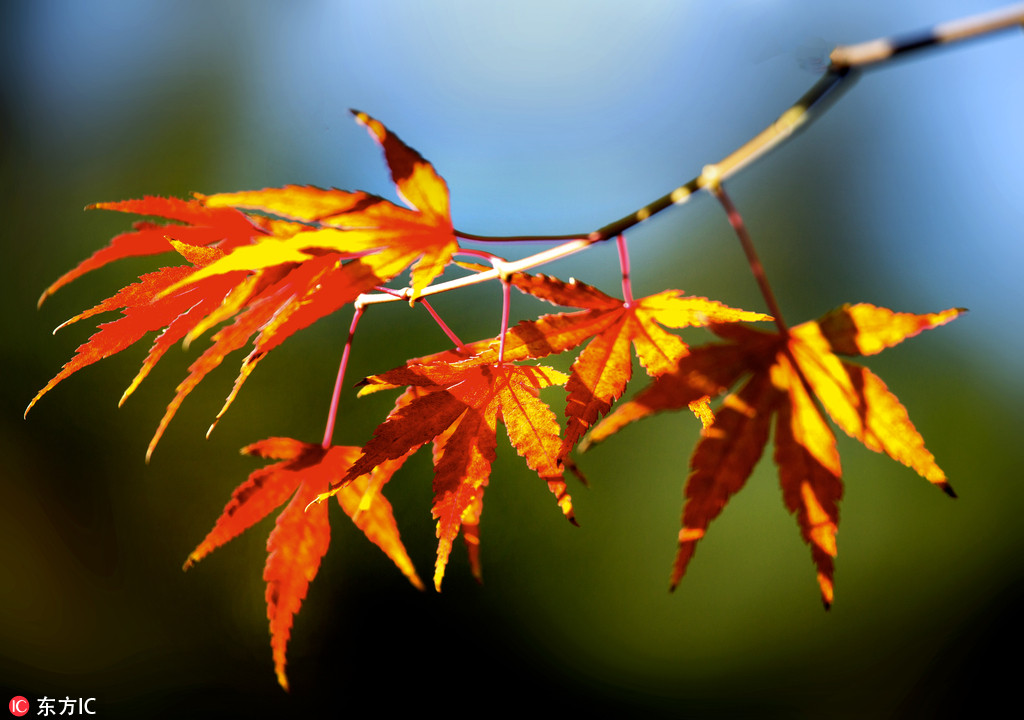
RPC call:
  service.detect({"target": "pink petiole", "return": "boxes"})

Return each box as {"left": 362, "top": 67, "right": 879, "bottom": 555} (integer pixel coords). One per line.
{"left": 616, "top": 234, "right": 634, "bottom": 308}
{"left": 322, "top": 306, "right": 363, "bottom": 448}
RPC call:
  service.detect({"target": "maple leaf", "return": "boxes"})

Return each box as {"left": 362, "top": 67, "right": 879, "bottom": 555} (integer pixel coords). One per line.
{"left": 36, "top": 196, "right": 263, "bottom": 307}
{"left": 27, "top": 240, "right": 251, "bottom": 421}
{"left": 585, "top": 303, "right": 963, "bottom": 606}
{"left": 195, "top": 110, "right": 457, "bottom": 301}
{"left": 467, "top": 272, "right": 770, "bottom": 458}
{"left": 30, "top": 228, "right": 378, "bottom": 457}
{"left": 184, "top": 437, "right": 422, "bottom": 690}
{"left": 30, "top": 113, "right": 458, "bottom": 457}
{"left": 334, "top": 361, "right": 573, "bottom": 590}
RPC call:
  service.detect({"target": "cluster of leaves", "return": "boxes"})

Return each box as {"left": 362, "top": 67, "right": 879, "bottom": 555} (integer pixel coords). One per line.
{"left": 30, "top": 112, "right": 959, "bottom": 689}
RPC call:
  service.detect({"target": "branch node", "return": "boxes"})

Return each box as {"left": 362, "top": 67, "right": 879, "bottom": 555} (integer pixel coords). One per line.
{"left": 701, "top": 163, "right": 724, "bottom": 192}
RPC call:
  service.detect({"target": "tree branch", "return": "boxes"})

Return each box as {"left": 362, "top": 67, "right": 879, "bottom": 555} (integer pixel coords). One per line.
{"left": 369, "top": 3, "right": 1024, "bottom": 306}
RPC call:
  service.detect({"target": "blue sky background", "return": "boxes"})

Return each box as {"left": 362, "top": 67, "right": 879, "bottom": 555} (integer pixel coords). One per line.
{"left": 3, "top": 1, "right": 1023, "bottom": 716}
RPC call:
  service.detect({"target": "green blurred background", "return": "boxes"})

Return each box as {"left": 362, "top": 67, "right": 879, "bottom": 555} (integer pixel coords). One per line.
{"left": 3, "top": 1, "right": 1022, "bottom": 716}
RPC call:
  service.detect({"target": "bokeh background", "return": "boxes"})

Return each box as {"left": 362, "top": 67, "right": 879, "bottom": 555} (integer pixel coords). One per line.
{"left": 3, "top": 1, "right": 1022, "bottom": 716}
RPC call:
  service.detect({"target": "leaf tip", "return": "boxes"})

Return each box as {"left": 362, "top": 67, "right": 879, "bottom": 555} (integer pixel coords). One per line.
{"left": 24, "top": 389, "right": 45, "bottom": 418}
{"left": 51, "top": 318, "right": 72, "bottom": 334}
{"left": 275, "top": 667, "right": 290, "bottom": 693}
{"left": 304, "top": 494, "right": 330, "bottom": 513}
{"left": 554, "top": 491, "right": 576, "bottom": 525}
{"left": 818, "top": 572, "right": 835, "bottom": 609}
{"left": 939, "top": 481, "right": 958, "bottom": 499}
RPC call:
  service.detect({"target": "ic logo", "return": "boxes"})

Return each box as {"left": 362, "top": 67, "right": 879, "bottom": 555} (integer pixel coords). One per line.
{"left": 8, "top": 697, "right": 29, "bottom": 717}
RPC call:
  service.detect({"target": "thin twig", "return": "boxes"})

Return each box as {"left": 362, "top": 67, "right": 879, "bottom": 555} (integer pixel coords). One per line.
{"left": 355, "top": 237, "right": 595, "bottom": 307}
{"left": 456, "top": 230, "right": 584, "bottom": 243}
{"left": 364, "top": 5, "right": 1023, "bottom": 305}
{"left": 455, "top": 4, "right": 1022, "bottom": 245}
{"left": 830, "top": 3, "right": 1024, "bottom": 68}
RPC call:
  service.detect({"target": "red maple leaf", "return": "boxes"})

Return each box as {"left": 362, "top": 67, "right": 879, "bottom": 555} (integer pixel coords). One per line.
{"left": 36, "top": 196, "right": 263, "bottom": 307}
{"left": 184, "top": 437, "right": 421, "bottom": 690}
{"left": 586, "top": 303, "right": 963, "bottom": 606}
{"left": 468, "top": 272, "right": 770, "bottom": 457}
{"left": 336, "top": 361, "right": 573, "bottom": 590}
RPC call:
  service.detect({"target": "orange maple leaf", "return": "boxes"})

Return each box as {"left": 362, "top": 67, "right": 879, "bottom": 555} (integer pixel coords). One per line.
{"left": 184, "top": 437, "right": 422, "bottom": 690}
{"left": 468, "top": 272, "right": 770, "bottom": 458}
{"left": 30, "top": 113, "right": 457, "bottom": 457}
{"left": 28, "top": 240, "right": 252, "bottom": 421}
{"left": 586, "top": 303, "right": 963, "bottom": 606}
{"left": 194, "top": 110, "right": 457, "bottom": 301}
{"left": 30, "top": 230, "right": 378, "bottom": 458}
{"left": 337, "top": 361, "right": 573, "bottom": 590}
